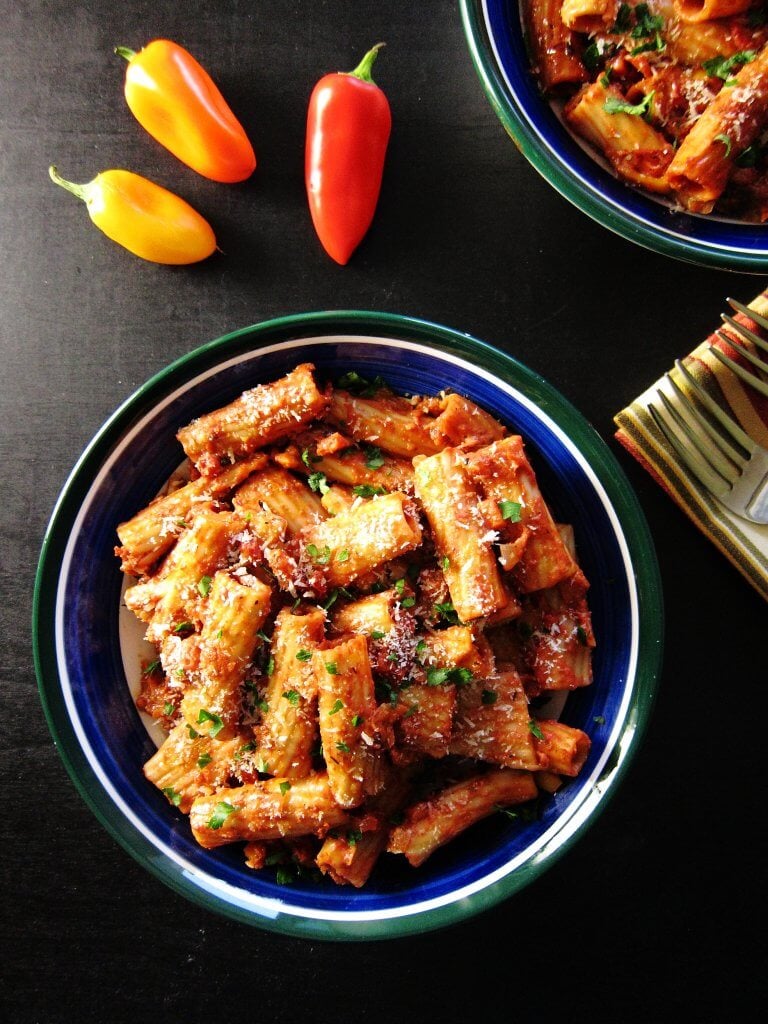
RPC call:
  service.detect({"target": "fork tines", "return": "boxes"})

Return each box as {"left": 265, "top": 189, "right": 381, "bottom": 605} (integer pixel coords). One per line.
{"left": 647, "top": 360, "right": 752, "bottom": 500}
{"left": 710, "top": 298, "right": 768, "bottom": 400}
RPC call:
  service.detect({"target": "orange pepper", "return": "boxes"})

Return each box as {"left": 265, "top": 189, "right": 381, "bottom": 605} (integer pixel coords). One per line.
{"left": 48, "top": 166, "right": 217, "bottom": 264}
{"left": 116, "top": 39, "right": 256, "bottom": 183}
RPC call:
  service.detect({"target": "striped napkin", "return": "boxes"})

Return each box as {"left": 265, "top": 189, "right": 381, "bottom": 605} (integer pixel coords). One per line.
{"left": 614, "top": 289, "right": 768, "bottom": 602}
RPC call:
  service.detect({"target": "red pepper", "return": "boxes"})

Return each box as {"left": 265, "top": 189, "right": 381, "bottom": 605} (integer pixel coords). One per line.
{"left": 305, "top": 44, "right": 392, "bottom": 265}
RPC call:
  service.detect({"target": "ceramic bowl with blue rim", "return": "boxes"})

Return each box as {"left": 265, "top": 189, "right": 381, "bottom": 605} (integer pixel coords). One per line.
{"left": 460, "top": 0, "right": 768, "bottom": 272}
{"left": 33, "top": 310, "right": 663, "bottom": 940}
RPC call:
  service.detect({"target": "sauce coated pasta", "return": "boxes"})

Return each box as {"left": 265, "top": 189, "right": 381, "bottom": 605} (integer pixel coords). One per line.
{"left": 116, "top": 364, "right": 595, "bottom": 887}
{"left": 524, "top": 0, "right": 768, "bottom": 218}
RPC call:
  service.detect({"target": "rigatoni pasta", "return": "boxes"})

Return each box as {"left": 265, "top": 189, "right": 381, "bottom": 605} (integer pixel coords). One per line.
{"left": 524, "top": 0, "right": 768, "bottom": 219}
{"left": 118, "top": 363, "right": 596, "bottom": 886}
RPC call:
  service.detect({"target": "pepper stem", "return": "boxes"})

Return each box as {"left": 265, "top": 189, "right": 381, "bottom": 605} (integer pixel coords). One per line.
{"left": 114, "top": 46, "right": 137, "bottom": 62}
{"left": 347, "top": 43, "right": 385, "bottom": 84}
{"left": 48, "top": 165, "right": 90, "bottom": 203}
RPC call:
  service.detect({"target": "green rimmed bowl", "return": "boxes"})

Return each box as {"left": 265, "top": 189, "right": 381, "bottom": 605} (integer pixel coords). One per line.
{"left": 33, "top": 310, "right": 663, "bottom": 939}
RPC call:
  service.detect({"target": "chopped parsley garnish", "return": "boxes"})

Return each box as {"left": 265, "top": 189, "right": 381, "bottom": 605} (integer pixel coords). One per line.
{"left": 307, "top": 471, "right": 330, "bottom": 495}
{"left": 197, "top": 708, "right": 224, "bottom": 738}
{"left": 495, "top": 804, "right": 520, "bottom": 821}
{"left": 163, "top": 701, "right": 175, "bottom": 717}
{"left": 576, "top": 625, "right": 589, "bottom": 646}
{"left": 197, "top": 752, "right": 212, "bottom": 769}
{"left": 604, "top": 91, "right": 654, "bottom": 119}
{"left": 362, "top": 444, "right": 385, "bottom": 470}
{"left": 329, "top": 698, "right": 345, "bottom": 714}
{"left": 346, "top": 829, "right": 363, "bottom": 847}
{"left": 440, "top": 554, "right": 450, "bottom": 570}
{"left": 593, "top": 715, "right": 606, "bottom": 725}
{"left": 337, "top": 548, "right": 350, "bottom": 563}
{"left": 528, "top": 719, "right": 544, "bottom": 740}
{"left": 186, "top": 725, "right": 199, "bottom": 740}
{"left": 162, "top": 787, "right": 182, "bottom": 806}
{"left": 426, "top": 665, "right": 473, "bottom": 687}
{"left": 702, "top": 50, "right": 756, "bottom": 83}
{"left": 306, "top": 543, "right": 332, "bottom": 564}
{"left": 352, "top": 483, "right": 387, "bottom": 497}
{"left": 498, "top": 499, "right": 522, "bottom": 522}
{"left": 736, "top": 142, "right": 761, "bottom": 167}
{"left": 336, "top": 741, "right": 351, "bottom": 754}
{"left": 714, "top": 133, "right": 732, "bottom": 156}
{"left": 630, "top": 4, "right": 663, "bottom": 38}
{"left": 322, "top": 586, "right": 353, "bottom": 610}
{"left": 351, "top": 714, "right": 363, "bottom": 726}
{"left": 265, "top": 655, "right": 275, "bottom": 676}
{"left": 631, "top": 32, "right": 665, "bottom": 56}
{"left": 279, "top": 780, "right": 291, "bottom": 795}
{"left": 207, "top": 801, "right": 236, "bottom": 830}
{"left": 301, "top": 447, "right": 321, "bottom": 466}
{"left": 283, "top": 689, "right": 301, "bottom": 706}
{"left": 275, "top": 866, "right": 295, "bottom": 885}
{"left": 142, "top": 659, "right": 160, "bottom": 676}
{"left": 172, "top": 620, "right": 194, "bottom": 634}
{"left": 295, "top": 649, "right": 312, "bottom": 662}
{"left": 370, "top": 629, "right": 387, "bottom": 640}
{"left": 197, "top": 575, "right": 212, "bottom": 597}
{"left": 434, "top": 601, "right": 460, "bottom": 625}
{"left": 336, "top": 370, "right": 387, "bottom": 396}
{"left": 582, "top": 40, "right": 602, "bottom": 72}
{"left": 325, "top": 662, "right": 339, "bottom": 676}
{"left": 481, "top": 688, "right": 498, "bottom": 706}
{"left": 234, "top": 741, "right": 257, "bottom": 760}
{"left": 610, "top": 2, "right": 632, "bottom": 32}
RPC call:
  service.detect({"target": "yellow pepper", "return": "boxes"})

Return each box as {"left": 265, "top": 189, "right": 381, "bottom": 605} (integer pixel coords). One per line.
{"left": 48, "top": 166, "right": 217, "bottom": 264}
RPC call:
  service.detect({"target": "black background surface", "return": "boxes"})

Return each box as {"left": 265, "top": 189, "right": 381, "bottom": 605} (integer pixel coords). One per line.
{"left": 1, "top": 2, "right": 764, "bottom": 1022}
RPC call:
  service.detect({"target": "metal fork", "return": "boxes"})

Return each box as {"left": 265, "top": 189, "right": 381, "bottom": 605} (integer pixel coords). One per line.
{"left": 711, "top": 297, "right": 768, "bottom": 401}
{"left": 647, "top": 355, "right": 768, "bottom": 524}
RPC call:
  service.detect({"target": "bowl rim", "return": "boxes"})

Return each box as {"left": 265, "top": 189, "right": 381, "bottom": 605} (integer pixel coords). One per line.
{"left": 459, "top": 0, "right": 768, "bottom": 272}
{"left": 33, "top": 309, "right": 664, "bottom": 940}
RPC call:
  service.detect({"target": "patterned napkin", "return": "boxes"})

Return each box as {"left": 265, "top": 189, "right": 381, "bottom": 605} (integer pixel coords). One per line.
{"left": 614, "top": 288, "right": 768, "bottom": 602}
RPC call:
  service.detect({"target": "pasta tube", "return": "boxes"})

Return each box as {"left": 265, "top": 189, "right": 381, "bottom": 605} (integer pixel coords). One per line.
{"left": 255, "top": 607, "right": 326, "bottom": 777}
{"left": 177, "top": 363, "right": 329, "bottom": 476}
{"left": 314, "top": 635, "right": 379, "bottom": 809}
{"left": 413, "top": 447, "right": 509, "bottom": 622}
{"left": 387, "top": 768, "right": 538, "bottom": 867}
{"left": 190, "top": 774, "right": 349, "bottom": 849}
{"left": 667, "top": 44, "right": 768, "bottom": 213}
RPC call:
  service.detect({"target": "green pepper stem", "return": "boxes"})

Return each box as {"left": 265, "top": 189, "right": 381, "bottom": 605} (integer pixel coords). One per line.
{"left": 48, "top": 165, "right": 90, "bottom": 203}
{"left": 114, "top": 46, "right": 137, "bottom": 62}
{"left": 347, "top": 43, "right": 385, "bottom": 84}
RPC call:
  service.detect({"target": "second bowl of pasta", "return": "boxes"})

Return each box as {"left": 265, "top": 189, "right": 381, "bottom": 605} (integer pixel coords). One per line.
{"left": 460, "top": 0, "right": 768, "bottom": 270}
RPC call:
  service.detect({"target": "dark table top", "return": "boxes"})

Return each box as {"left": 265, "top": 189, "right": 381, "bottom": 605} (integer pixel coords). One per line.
{"left": 2, "top": 1, "right": 764, "bottom": 1021}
